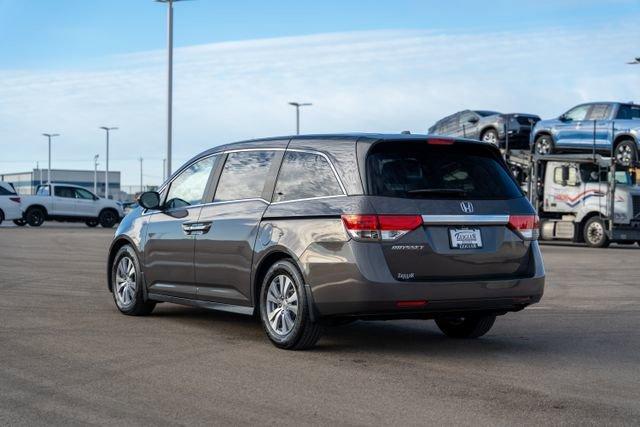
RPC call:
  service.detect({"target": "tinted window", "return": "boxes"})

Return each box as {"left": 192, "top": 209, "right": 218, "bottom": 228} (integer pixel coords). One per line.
{"left": 474, "top": 111, "right": 499, "bottom": 117}
{"left": 366, "top": 142, "right": 523, "bottom": 200}
{"left": 54, "top": 186, "right": 76, "bottom": 198}
{"left": 214, "top": 151, "right": 275, "bottom": 202}
{"left": 564, "top": 105, "right": 590, "bottom": 121}
{"left": 616, "top": 104, "right": 640, "bottom": 120}
{"left": 75, "top": 188, "right": 95, "bottom": 200}
{"left": 165, "top": 156, "right": 216, "bottom": 209}
{"left": 586, "top": 104, "right": 611, "bottom": 120}
{"left": 273, "top": 152, "right": 343, "bottom": 202}
{"left": 0, "top": 186, "right": 16, "bottom": 196}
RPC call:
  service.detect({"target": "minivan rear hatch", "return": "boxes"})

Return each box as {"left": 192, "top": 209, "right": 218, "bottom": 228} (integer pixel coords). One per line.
{"left": 360, "top": 138, "right": 537, "bottom": 281}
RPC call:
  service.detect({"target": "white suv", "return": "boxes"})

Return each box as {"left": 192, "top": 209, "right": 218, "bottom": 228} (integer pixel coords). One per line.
{"left": 0, "top": 182, "right": 23, "bottom": 226}
{"left": 20, "top": 183, "right": 124, "bottom": 228}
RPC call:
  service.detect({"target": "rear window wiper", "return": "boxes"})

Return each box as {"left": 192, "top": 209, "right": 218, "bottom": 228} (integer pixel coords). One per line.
{"left": 406, "top": 188, "right": 468, "bottom": 196}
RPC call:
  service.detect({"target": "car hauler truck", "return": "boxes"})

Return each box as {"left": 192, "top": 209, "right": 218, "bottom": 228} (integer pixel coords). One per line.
{"left": 508, "top": 151, "right": 640, "bottom": 247}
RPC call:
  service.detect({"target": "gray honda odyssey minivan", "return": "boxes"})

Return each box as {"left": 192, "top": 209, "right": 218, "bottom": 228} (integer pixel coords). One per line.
{"left": 107, "top": 134, "right": 545, "bottom": 349}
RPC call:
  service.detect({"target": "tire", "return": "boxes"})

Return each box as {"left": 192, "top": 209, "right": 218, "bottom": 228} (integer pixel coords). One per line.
{"left": 480, "top": 129, "right": 499, "bottom": 146}
{"left": 614, "top": 140, "right": 637, "bottom": 167}
{"left": 583, "top": 216, "right": 610, "bottom": 248}
{"left": 259, "top": 260, "right": 322, "bottom": 350}
{"left": 13, "top": 219, "right": 27, "bottom": 227}
{"left": 534, "top": 134, "right": 554, "bottom": 155}
{"left": 435, "top": 314, "right": 496, "bottom": 339}
{"left": 86, "top": 219, "right": 99, "bottom": 227}
{"left": 110, "top": 245, "right": 156, "bottom": 316}
{"left": 25, "top": 207, "right": 45, "bottom": 227}
{"left": 99, "top": 209, "right": 118, "bottom": 228}
{"left": 0, "top": 210, "right": 4, "bottom": 225}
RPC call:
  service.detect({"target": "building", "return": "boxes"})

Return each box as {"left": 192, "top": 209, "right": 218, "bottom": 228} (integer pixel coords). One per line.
{"left": 0, "top": 168, "right": 121, "bottom": 198}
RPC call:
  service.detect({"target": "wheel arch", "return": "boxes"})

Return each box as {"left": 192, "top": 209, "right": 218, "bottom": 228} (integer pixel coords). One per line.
{"left": 533, "top": 130, "right": 554, "bottom": 143}
{"left": 613, "top": 134, "right": 638, "bottom": 149}
{"left": 577, "top": 211, "right": 605, "bottom": 242}
{"left": 251, "top": 248, "right": 305, "bottom": 310}
{"left": 0, "top": 208, "right": 4, "bottom": 222}
{"left": 99, "top": 207, "right": 119, "bottom": 217}
{"left": 107, "top": 236, "right": 140, "bottom": 292}
{"left": 479, "top": 125, "right": 498, "bottom": 139}
{"left": 25, "top": 204, "right": 48, "bottom": 216}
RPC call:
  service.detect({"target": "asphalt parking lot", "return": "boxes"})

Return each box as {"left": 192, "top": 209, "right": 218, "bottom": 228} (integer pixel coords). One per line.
{"left": 1, "top": 225, "right": 639, "bottom": 426}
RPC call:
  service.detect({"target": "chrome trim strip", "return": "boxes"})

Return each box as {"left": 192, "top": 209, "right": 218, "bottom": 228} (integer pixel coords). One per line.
{"left": 421, "top": 215, "right": 510, "bottom": 225}
{"left": 271, "top": 194, "right": 347, "bottom": 205}
{"left": 158, "top": 148, "right": 347, "bottom": 205}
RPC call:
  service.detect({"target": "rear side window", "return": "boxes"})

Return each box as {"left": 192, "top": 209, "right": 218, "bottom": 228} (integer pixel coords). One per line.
{"left": 616, "top": 104, "right": 640, "bottom": 120}
{"left": 273, "top": 152, "right": 343, "bottom": 202}
{"left": 586, "top": 104, "right": 611, "bottom": 120}
{"left": 215, "top": 151, "right": 275, "bottom": 202}
{"left": 366, "top": 142, "right": 523, "bottom": 200}
{"left": 165, "top": 156, "right": 216, "bottom": 209}
{"left": 54, "top": 186, "right": 76, "bottom": 198}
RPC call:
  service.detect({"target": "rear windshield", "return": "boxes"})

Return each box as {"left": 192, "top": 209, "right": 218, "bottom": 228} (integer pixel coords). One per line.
{"left": 366, "top": 142, "right": 523, "bottom": 200}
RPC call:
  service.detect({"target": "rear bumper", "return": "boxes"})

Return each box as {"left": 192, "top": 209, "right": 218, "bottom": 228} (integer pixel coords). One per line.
{"left": 301, "top": 241, "right": 545, "bottom": 318}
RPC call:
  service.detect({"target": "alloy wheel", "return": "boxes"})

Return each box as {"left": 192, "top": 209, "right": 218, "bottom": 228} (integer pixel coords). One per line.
{"left": 266, "top": 274, "right": 299, "bottom": 336}
{"left": 615, "top": 144, "right": 633, "bottom": 166}
{"left": 114, "top": 256, "right": 137, "bottom": 309}
{"left": 536, "top": 137, "right": 551, "bottom": 155}
{"left": 482, "top": 132, "right": 497, "bottom": 145}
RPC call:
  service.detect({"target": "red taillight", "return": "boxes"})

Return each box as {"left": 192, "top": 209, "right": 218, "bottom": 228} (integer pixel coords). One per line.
{"left": 9, "top": 197, "right": 21, "bottom": 203}
{"left": 396, "top": 300, "right": 428, "bottom": 309}
{"left": 427, "top": 138, "right": 455, "bottom": 145}
{"left": 508, "top": 215, "right": 540, "bottom": 240}
{"left": 341, "top": 214, "right": 422, "bottom": 241}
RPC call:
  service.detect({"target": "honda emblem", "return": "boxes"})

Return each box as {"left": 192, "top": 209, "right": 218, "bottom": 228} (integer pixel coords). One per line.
{"left": 460, "top": 201, "right": 474, "bottom": 213}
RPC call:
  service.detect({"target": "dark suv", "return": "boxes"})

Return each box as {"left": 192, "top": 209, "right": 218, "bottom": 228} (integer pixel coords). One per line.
{"left": 429, "top": 110, "right": 540, "bottom": 149}
{"left": 107, "top": 134, "right": 545, "bottom": 350}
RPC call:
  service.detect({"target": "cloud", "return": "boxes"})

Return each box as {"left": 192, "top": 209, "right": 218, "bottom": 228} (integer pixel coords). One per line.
{"left": 1, "top": 23, "right": 639, "bottom": 185}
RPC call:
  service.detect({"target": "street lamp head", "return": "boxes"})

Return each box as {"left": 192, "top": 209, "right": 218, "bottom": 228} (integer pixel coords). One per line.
{"left": 42, "top": 133, "right": 60, "bottom": 138}
{"left": 289, "top": 102, "right": 313, "bottom": 107}
{"left": 99, "top": 126, "right": 118, "bottom": 131}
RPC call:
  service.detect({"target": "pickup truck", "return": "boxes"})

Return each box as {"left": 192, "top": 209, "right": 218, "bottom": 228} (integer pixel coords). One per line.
{"left": 20, "top": 183, "right": 124, "bottom": 228}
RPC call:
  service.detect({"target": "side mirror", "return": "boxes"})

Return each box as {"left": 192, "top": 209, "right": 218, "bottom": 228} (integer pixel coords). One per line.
{"left": 467, "top": 117, "right": 479, "bottom": 124}
{"left": 138, "top": 191, "right": 161, "bottom": 210}
{"left": 559, "top": 114, "right": 570, "bottom": 122}
{"left": 93, "top": 195, "right": 99, "bottom": 201}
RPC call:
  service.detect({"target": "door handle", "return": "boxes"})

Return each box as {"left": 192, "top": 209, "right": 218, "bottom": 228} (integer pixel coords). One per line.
{"left": 182, "top": 221, "right": 212, "bottom": 235}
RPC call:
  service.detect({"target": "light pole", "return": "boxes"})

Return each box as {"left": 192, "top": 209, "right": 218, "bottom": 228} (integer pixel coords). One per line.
{"left": 139, "top": 157, "right": 144, "bottom": 193}
{"left": 156, "top": 0, "right": 188, "bottom": 177}
{"left": 162, "top": 158, "right": 167, "bottom": 181}
{"left": 42, "top": 133, "right": 59, "bottom": 184}
{"left": 93, "top": 155, "right": 99, "bottom": 195}
{"left": 288, "top": 102, "right": 312, "bottom": 135}
{"left": 99, "top": 127, "right": 118, "bottom": 199}
{"left": 626, "top": 57, "right": 640, "bottom": 65}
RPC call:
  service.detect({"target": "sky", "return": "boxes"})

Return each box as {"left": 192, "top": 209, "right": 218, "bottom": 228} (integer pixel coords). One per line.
{"left": 1, "top": 0, "right": 639, "bottom": 186}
